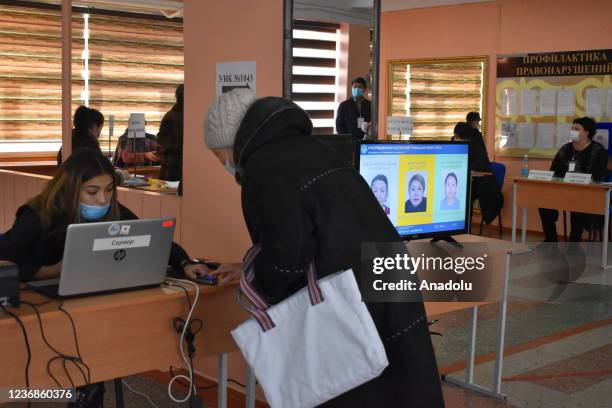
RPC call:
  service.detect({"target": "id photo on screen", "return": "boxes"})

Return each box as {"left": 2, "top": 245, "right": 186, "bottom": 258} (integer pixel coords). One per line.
{"left": 404, "top": 172, "right": 428, "bottom": 213}
{"left": 370, "top": 174, "right": 391, "bottom": 216}
{"left": 440, "top": 171, "right": 461, "bottom": 211}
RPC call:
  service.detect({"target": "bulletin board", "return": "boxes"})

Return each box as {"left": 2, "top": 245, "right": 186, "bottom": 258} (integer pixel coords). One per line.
{"left": 495, "top": 49, "right": 611, "bottom": 158}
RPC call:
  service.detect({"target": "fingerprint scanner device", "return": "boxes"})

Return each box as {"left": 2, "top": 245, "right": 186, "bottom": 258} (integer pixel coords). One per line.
{"left": 27, "top": 218, "right": 176, "bottom": 298}
{"left": 0, "top": 261, "right": 20, "bottom": 307}
{"left": 195, "top": 275, "right": 218, "bottom": 285}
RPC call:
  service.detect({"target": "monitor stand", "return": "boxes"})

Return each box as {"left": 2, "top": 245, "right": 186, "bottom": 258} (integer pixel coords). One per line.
{"left": 430, "top": 236, "right": 463, "bottom": 249}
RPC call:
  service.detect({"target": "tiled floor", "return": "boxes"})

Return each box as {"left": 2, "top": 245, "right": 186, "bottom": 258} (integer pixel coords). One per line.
{"left": 434, "top": 224, "right": 612, "bottom": 408}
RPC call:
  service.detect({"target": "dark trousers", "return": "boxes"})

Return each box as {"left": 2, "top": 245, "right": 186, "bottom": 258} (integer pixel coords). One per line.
{"left": 538, "top": 208, "right": 592, "bottom": 242}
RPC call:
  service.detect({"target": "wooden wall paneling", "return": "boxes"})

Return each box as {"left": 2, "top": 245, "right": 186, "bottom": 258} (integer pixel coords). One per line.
{"left": 120, "top": 188, "right": 144, "bottom": 217}
{"left": 141, "top": 192, "right": 162, "bottom": 219}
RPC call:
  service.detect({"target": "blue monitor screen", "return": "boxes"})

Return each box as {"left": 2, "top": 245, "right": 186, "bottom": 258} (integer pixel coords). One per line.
{"left": 356, "top": 141, "right": 470, "bottom": 239}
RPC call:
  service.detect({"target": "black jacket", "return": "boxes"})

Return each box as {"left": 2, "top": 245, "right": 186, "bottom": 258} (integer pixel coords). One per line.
{"left": 0, "top": 204, "right": 188, "bottom": 281}
{"left": 157, "top": 103, "right": 184, "bottom": 181}
{"left": 550, "top": 141, "right": 608, "bottom": 181}
{"left": 335, "top": 98, "right": 371, "bottom": 140}
{"left": 233, "top": 97, "right": 444, "bottom": 407}
{"left": 57, "top": 132, "right": 102, "bottom": 166}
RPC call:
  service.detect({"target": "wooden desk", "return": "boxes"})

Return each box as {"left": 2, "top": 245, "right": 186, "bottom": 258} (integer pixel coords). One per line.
{"left": 511, "top": 177, "right": 611, "bottom": 267}
{"left": 410, "top": 234, "right": 529, "bottom": 400}
{"left": 122, "top": 166, "right": 162, "bottom": 178}
{"left": 0, "top": 284, "right": 247, "bottom": 393}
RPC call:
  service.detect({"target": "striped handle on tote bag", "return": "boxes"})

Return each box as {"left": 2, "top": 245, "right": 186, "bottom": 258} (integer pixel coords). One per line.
{"left": 237, "top": 245, "right": 324, "bottom": 332}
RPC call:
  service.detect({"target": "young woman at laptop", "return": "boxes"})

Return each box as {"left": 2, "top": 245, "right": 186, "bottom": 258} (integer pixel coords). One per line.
{"left": 0, "top": 149, "right": 207, "bottom": 282}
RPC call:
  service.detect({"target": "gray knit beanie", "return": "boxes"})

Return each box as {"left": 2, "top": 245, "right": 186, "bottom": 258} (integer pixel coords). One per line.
{"left": 204, "top": 88, "right": 256, "bottom": 149}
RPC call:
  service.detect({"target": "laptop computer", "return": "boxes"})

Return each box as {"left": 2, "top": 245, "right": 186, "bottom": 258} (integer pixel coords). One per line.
{"left": 28, "top": 217, "right": 176, "bottom": 298}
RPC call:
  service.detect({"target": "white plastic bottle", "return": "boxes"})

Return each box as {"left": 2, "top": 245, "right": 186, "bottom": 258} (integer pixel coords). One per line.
{"left": 521, "top": 155, "right": 529, "bottom": 177}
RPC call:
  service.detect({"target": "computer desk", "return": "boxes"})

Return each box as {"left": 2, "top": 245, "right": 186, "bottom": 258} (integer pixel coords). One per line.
{"left": 1, "top": 234, "right": 525, "bottom": 406}
{"left": 511, "top": 177, "right": 612, "bottom": 268}
{"left": 411, "top": 234, "right": 529, "bottom": 401}
{"left": 0, "top": 283, "right": 249, "bottom": 407}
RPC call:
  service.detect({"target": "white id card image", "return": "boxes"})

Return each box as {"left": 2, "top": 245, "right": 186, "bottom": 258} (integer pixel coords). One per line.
{"left": 569, "top": 161, "right": 576, "bottom": 172}
{"left": 357, "top": 117, "right": 364, "bottom": 128}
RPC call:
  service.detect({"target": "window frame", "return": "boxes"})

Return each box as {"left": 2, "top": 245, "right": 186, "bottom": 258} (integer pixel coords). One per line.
{"left": 386, "top": 55, "right": 489, "bottom": 141}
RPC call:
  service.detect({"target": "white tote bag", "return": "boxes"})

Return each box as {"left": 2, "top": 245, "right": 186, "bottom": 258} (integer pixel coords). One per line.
{"left": 231, "top": 246, "right": 389, "bottom": 408}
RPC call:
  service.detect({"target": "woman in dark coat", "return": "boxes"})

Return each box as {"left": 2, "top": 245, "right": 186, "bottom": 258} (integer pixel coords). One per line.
{"left": 157, "top": 84, "right": 184, "bottom": 181}
{"left": 201, "top": 90, "right": 445, "bottom": 407}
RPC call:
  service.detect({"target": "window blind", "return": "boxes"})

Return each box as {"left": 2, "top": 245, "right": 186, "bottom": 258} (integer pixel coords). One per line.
{"left": 292, "top": 21, "right": 339, "bottom": 135}
{"left": 390, "top": 61, "right": 484, "bottom": 140}
{"left": 76, "top": 11, "right": 183, "bottom": 153}
{"left": 0, "top": 4, "right": 65, "bottom": 154}
{"left": 0, "top": 2, "right": 183, "bottom": 155}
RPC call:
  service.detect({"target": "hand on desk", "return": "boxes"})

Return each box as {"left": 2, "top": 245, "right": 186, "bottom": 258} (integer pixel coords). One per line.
{"left": 206, "top": 263, "right": 242, "bottom": 285}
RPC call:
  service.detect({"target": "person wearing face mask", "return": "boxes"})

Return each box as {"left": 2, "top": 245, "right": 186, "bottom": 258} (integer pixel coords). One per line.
{"left": 0, "top": 149, "right": 207, "bottom": 282}
{"left": 538, "top": 117, "right": 608, "bottom": 242}
{"left": 335, "top": 77, "right": 372, "bottom": 140}
{"left": 57, "top": 106, "right": 105, "bottom": 166}
{"left": 200, "top": 89, "right": 444, "bottom": 407}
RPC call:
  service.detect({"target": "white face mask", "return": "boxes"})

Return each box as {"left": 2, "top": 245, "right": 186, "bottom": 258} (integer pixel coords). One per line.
{"left": 224, "top": 159, "right": 236, "bottom": 176}
{"left": 569, "top": 130, "right": 580, "bottom": 142}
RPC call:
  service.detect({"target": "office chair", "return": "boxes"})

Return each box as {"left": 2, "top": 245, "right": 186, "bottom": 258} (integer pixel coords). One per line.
{"left": 478, "top": 162, "right": 505, "bottom": 238}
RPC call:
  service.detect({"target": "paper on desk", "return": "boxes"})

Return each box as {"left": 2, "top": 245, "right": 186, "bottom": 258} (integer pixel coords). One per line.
{"left": 607, "top": 89, "right": 612, "bottom": 117}
{"left": 585, "top": 88, "right": 604, "bottom": 117}
{"left": 520, "top": 89, "right": 537, "bottom": 116}
{"left": 535, "top": 123, "right": 555, "bottom": 149}
{"left": 500, "top": 121, "right": 518, "bottom": 147}
{"left": 501, "top": 88, "right": 518, "bottom": 116}
{"left": 556, "top": 123, "right": 572, "bottom": 148}
{"left": 518, "top": 122, "right": 536, "bottom": 148}
{"left": 539, "top": 89, "right": 557, "bottom": 116}
{"left": 557, "top": 89, "right": 576, "bottom": 116}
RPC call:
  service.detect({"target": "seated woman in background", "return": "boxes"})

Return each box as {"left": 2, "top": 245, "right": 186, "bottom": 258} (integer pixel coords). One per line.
{"left": 157, "top": 84, "right": 184, "bottom": 181}
{"left": 539, "top": 117, "right": 607, "bottom": 242}
{"left": 1, "top": 149, "right": 207, "bottom": 282}
{"left": 57, "top": 106, "right": 104, "bottom": 166}
{"left": 112, "top": 128, "right": 160, "bottom": 168}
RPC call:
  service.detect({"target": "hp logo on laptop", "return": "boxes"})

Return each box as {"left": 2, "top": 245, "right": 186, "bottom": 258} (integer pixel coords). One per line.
{"left": 360, "top": 145, "right": 368, "bottom": 154}
{"left": 113, "top": 249, "right": 126, "bottom": 261}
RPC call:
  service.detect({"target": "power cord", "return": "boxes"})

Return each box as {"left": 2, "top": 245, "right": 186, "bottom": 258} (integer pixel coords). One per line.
{"left": 1, "top": 303, "right": 32, "bottom": 408}
{"left": 20, "top": 301, "right": 91, "bottom": 388}
{"left": 121, "top": 379, "right": 160, "bottom": 408}
{"left": 165, "top": 278, "right": 200, "bottom": 404}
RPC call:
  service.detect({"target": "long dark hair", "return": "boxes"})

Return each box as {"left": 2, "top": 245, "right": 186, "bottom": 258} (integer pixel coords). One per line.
{"left": 73, "top": 106, "right": 104, "bottom": 141}
{"left": 29, "top": 149, "right": 120, "bottom": 227}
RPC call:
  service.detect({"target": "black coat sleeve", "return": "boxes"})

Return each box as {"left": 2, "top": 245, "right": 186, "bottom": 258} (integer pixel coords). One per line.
{"left": 590, "top": 145, "right": 609, "bottom": 182}
{"left": 549, "top": 147, "right": 565, "bottom": 177}
{"left": 336, "top": 102, "right": 347, "bottom": 134}
{"left": 243, "top": 173, "right": 317, "bottom": 304}
{"left": 118, "top": 204, "right": 189, "bottom": 269}
{"left": 0, "top": 207, "right": 45, "bottom": 281}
